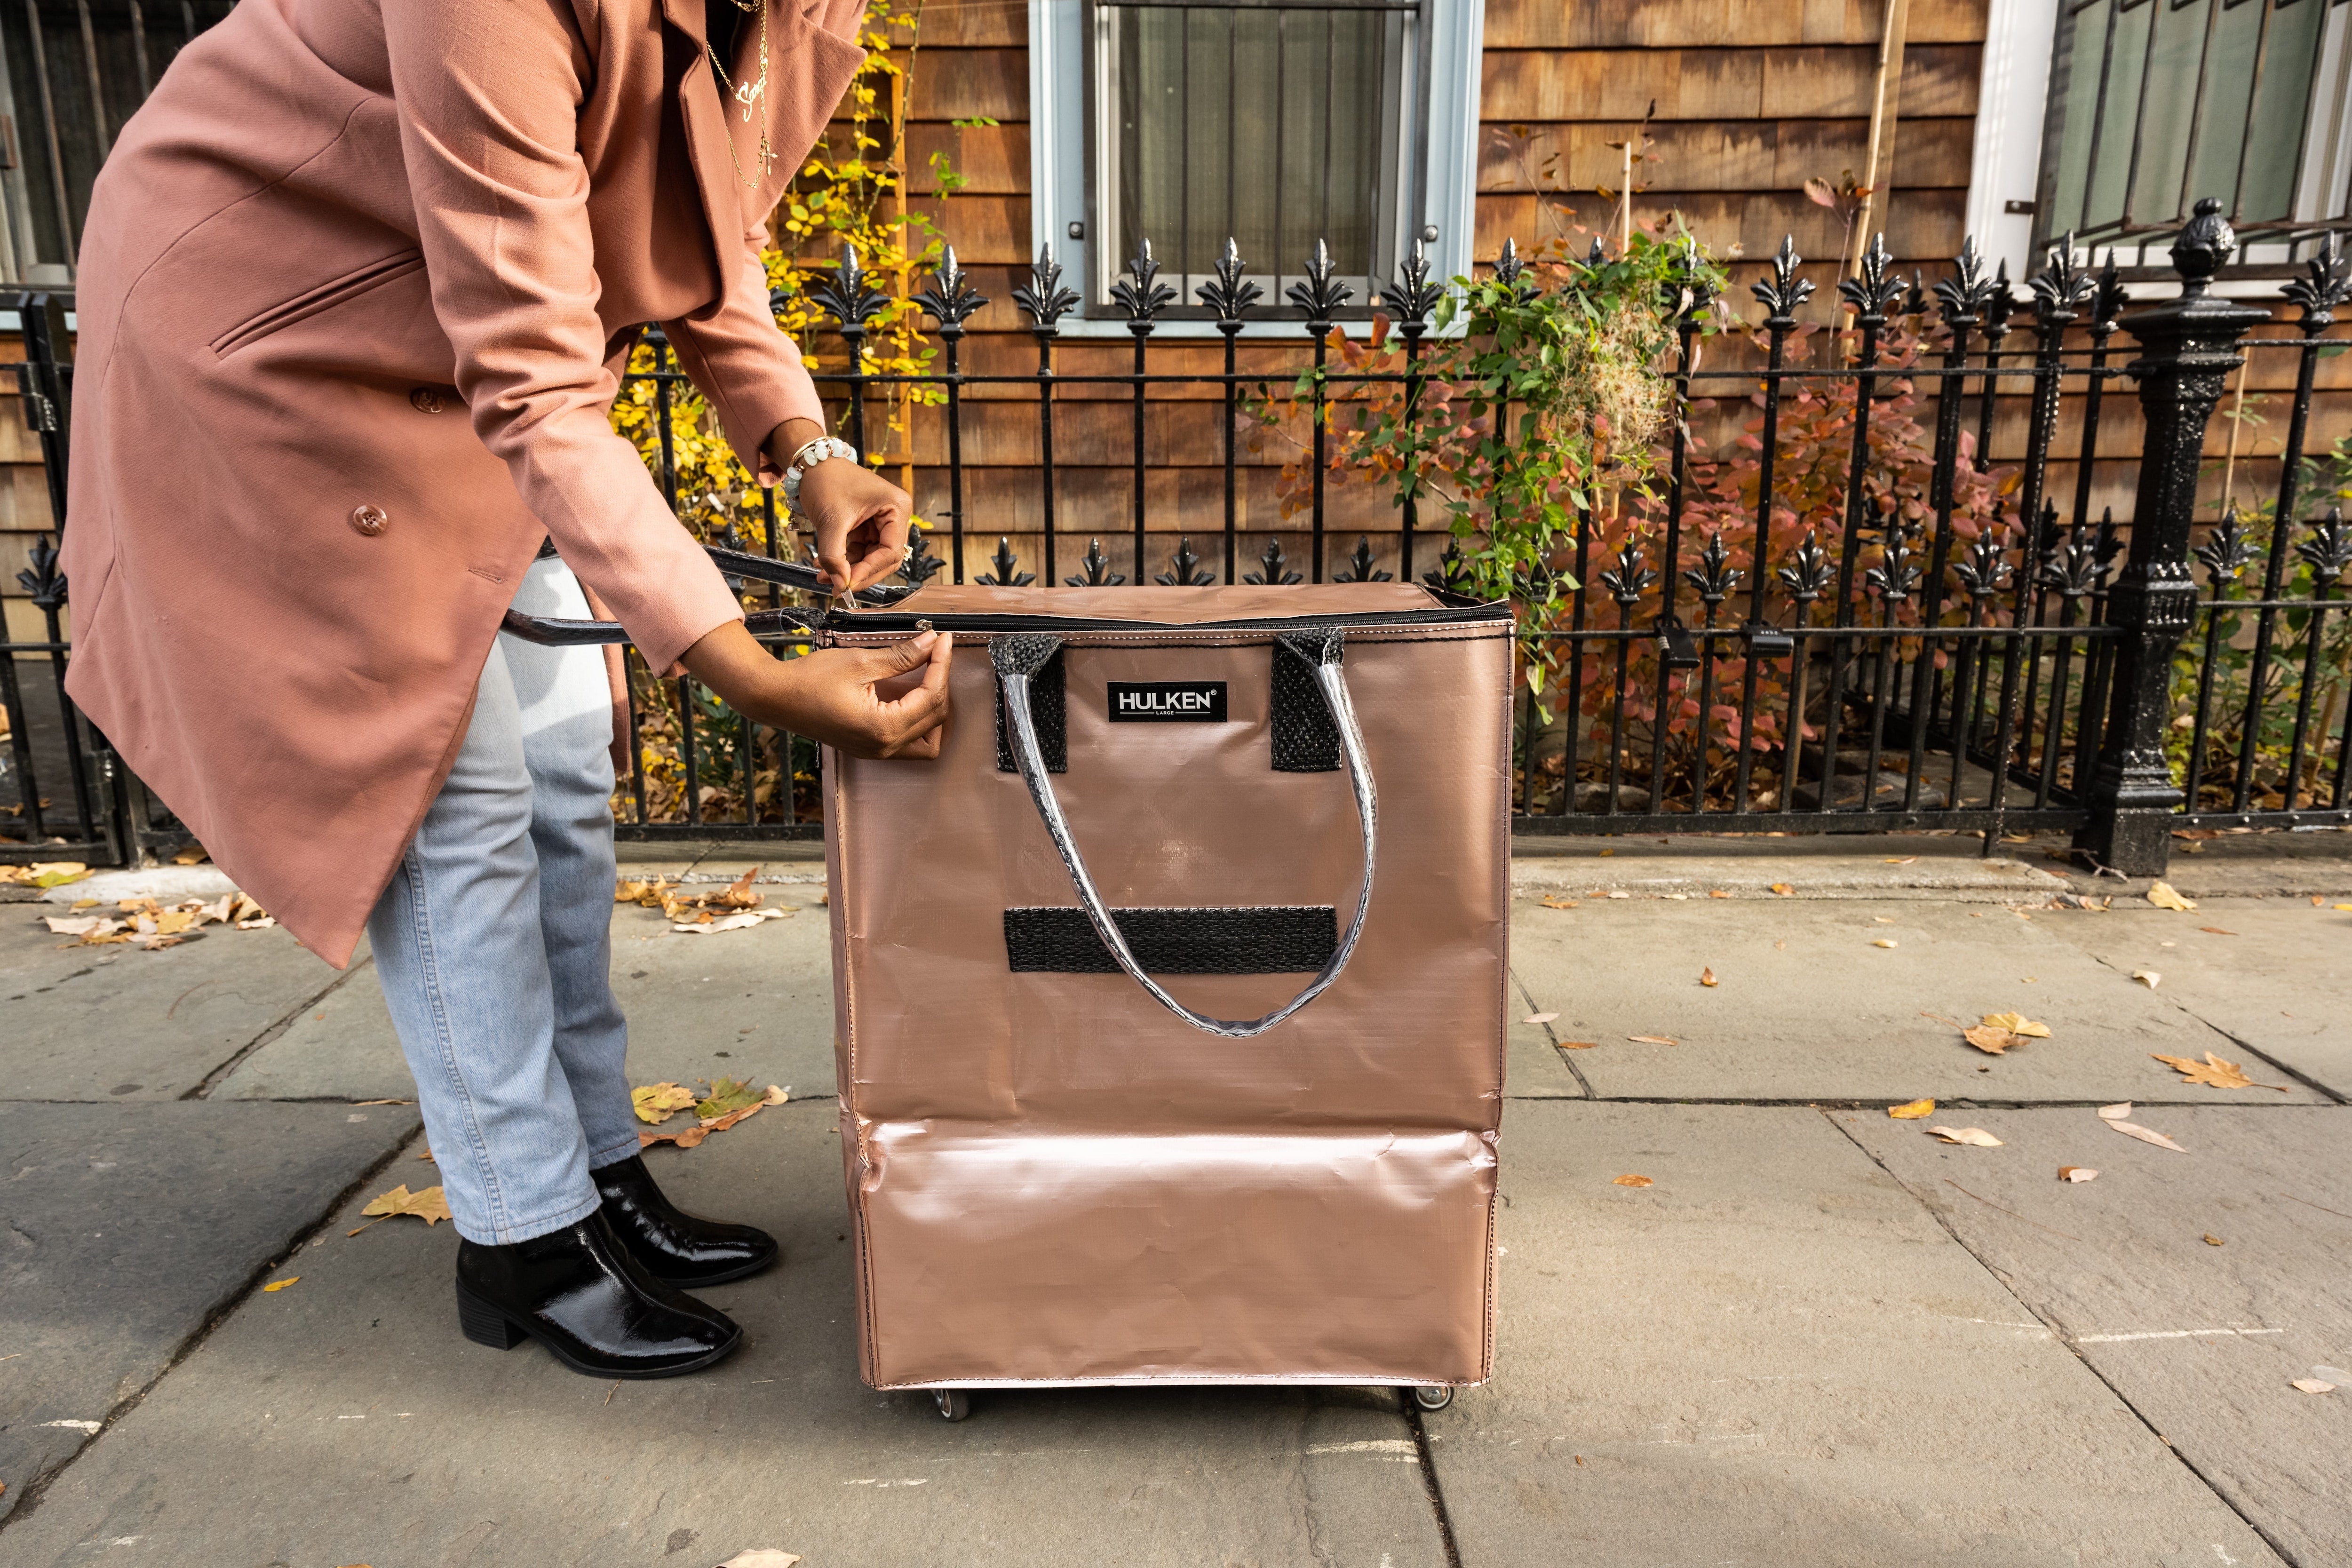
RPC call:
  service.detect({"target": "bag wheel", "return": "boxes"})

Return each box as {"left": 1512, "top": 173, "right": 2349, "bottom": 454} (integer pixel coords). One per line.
{"left": 1411, "top": 1385, "right": 1454, "bottom": 1412}
{"left": 933, "top": 1389, "right": 970, "bottom": 1422}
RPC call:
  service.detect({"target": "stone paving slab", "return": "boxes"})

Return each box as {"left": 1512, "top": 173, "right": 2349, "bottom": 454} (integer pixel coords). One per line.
{"left": 1838, "top": 1104, "right": 2352, "bottom": 1568}
{"left": 0, "top": 1103, "right": 1449, "bottom": 1567}
{"left": 1506, "top": 897, "right": 2327, "bottom": 1106}
{"left": 213, "top": 894, "right": 841, "bottom": 1105}
{"left": 1428, "top": 1101, "right": 2284, "bottom": 1568}
{"left": 2039, "top": 902, "right": 2352, "bottom": 1100}
{"left": 0, "top": 1099, "right": 421, "bottom": 1523}
{"left": 1510, "top": 837, "right": 2068, "bottom": 900}
{"left": 0, "top": 915, "right": 350, "bottom": 1101}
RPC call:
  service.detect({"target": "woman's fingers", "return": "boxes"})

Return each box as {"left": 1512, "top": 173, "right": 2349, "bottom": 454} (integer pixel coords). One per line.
{"left": 867, "top": 630, "right": 951, "bottom": 755}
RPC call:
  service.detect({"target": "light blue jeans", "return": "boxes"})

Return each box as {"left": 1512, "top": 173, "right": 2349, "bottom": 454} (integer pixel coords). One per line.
{"left": 367, "top": 557, "right": 639, "bottom": 1245}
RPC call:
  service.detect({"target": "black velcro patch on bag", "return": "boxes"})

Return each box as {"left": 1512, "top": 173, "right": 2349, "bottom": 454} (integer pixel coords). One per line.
{"left": 995, "top": 645, "right": 1066, "bottom": 773}
{"left": 1004, "top": 906, "right": 1337, "bottom": 974}
{"left": 1271, "top": 639, "right": 1341, "bottom": 772}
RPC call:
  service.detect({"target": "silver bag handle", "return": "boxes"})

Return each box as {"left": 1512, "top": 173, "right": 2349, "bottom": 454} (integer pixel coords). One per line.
{"left": 991, "top": 629, "right": 1376, "bottom": 1039}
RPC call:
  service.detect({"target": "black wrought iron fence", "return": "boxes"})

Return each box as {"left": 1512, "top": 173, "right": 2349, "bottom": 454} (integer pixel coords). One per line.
{"left": 6, "top": 200, "right": 2348, "bottom": 875}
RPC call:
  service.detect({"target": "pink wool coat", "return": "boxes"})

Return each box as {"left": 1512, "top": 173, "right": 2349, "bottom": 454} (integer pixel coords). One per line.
{"left": 62, "top": 0, "right": 861, "bottom": 967}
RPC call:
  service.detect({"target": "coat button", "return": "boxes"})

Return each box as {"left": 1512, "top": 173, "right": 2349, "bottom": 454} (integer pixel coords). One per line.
{"left": 409, "top": 387, "right": 446, "bottom": 414}
{"left": 349, "top": 504, "right": 389, "bottom": 536}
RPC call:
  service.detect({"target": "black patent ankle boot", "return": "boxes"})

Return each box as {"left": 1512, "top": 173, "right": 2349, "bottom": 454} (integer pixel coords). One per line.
{"left": 454, "top": 1210, "right": 740, "bottom": 1378}
{"left": 593, "top": 1153, "right": 780, "bottom": 1287}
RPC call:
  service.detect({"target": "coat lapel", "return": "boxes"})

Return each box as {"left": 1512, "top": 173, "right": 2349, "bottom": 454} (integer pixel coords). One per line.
{"left": 664, "top": 0, "right": 866, "bottom": 243}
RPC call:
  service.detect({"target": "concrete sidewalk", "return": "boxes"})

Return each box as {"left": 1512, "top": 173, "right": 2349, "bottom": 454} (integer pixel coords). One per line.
{"left": 2, "top": 842, "right": 2346, "bottom": 1566}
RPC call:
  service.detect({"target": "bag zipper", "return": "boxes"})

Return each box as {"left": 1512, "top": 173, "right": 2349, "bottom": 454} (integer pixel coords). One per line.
{"left": 823, "top": 600, "right": 1515, "bottom": 637}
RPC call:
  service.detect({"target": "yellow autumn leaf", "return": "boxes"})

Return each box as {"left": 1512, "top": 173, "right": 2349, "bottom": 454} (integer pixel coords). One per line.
{"left": 2145, "top": 880, "right": 2197, "bottom": 911}
{"left": 262, "top": 1276, "right": 300, "bottom": 1292}
{"left": 1871, "top": 938, "right": 1898, "bottom": 948}
{"left": 1699, "top": 967, "right": 1719, "bottom": 987}
{"left": 632, "top": 1082, "right": 698, "bottom": 1125}
{"left": 358, "top": 1184, "right": 452, "bottom": 1226}
{"left": 1982, "top": 1011, "right": 2050, "bottom": 1038}
{"left": 2151, "top": 1051, "right": 2289, "bottom": 1092}
{"left": 1887, "top": 1098, "right": 1936, "bottom": 1120}
{"left": 696, "top": 1076, "right": 765, "bottom": 1120}
{"left": 1613, "top": 1174, "right": 1653, "bottom": 1187}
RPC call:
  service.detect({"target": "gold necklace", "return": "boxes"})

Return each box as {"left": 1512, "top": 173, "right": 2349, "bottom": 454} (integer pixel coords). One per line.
{"left": 706, "top": 0, "right": 775, "bottom": 188}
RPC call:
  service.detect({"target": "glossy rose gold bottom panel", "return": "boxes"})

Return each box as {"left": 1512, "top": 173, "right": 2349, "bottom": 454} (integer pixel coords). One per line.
{"left": 848, "top": 1122, "right": 1498, "bottom": 1389}
{"left": 823, "top": 586, "right": 1512, "bottom": 1389}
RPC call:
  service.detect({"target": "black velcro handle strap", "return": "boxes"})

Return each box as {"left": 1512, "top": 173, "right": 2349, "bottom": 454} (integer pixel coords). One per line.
{"left": 1004, "top": 907, "right": 1337, "bottom": 974}
{"left": 1272, "top": 634, "right": 1343, "bottom": 772}
{"left": 994, "top": 643, "right": 1066, "bottom": 773}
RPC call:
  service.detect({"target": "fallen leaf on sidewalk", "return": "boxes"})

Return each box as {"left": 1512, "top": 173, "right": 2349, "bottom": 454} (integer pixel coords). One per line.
{"left": 674, "top": 908, "right": 792, "bottom": 935}
{"left": 1613, "top": 1174, "right": 1653, "bottom": 1188}
{"left": 1872, "top": 938, "right": 1898, "bottom": 948}
{"left": 348, "top": 1185, "right": 451, "bottom": 1236}
{"left": 1769, "top": 883, "right": 1793, "bottom": 896}
{"left": 1884, "top": 856, "right": 1918, "bottom": 865}
{"left": 2104, "top": 1118, "right": 2186, "bottom": 1152}
{"left": 2291, "top": 1378, "right": 2336, "bottom": 1395}
{"left": 1964, "top": 1011, "right": 2050, "bottom": 1055}
{"left": 1708, "top": 889, "right": 1730, "bottom": 898}
{"left": 2204, "top": 1234, "right": 2224, "bottom": 1246}
{"left": 2145, "top": 881, "right": 2196, "bottom": 911}
{"left": 2098, "top": 1102, "right": 2131, "bottom": 1120}
{"left": 2152, "top": 1051, "right": 2289, "bottom": 1092}
{"left": 1927, "top": 1126, "right": 2004, "bottom": 1147}
{"left": 2199, "top": 926, "right": 2236, "bottom": 936}
{"left": 718, "top": 1552, "right": 803, "bottom": 1568}
{"left": 1628, "top": 1035, "right": 1678, "bottom": 1046}
{"left": 696, "top": 1078, "right": 765, "bottom": 1119}
{"left": 1522, "top": 1011, "right": 1559, "bottom": 1025}
{"left": 1887, "top": 1099, "right": 1936, "bottom": 1120}
{"left": 1560, "top": 1040, "right": 1599, "bottom": 1050}
{"left": 262, "top": 1277, "right": 299, "bottom": 1292}
{"left": 1699, "top": 968, "right": 1718, "bottom": 987}
{"left": 2058, "top": 1167, "right": 2098, "bottom": 1182}
{"left": 1538, "top": 896, "right": 1579, "bottom": 909}
{"left": 632, "top": 1082, "right": 698, "bottom": 1125}
{"left": 2132, "top": 970, "right": 2161, "bottom": 989}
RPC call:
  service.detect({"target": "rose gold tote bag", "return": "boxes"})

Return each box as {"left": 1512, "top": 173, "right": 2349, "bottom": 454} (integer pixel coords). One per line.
{"left": 820, "top": 581, "right": 1513, "bottom": 1402}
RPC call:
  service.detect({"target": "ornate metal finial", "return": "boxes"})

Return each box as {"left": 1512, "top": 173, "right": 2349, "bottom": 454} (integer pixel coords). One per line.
{"left": 2297, "top": 506, "right": 2352, "bottom": 581}
{"left": 1954, "top": 533, "right": 2011, "bottom": 598}
{"left": 17, "top": 533, "right": 64, "bottom": 610}
{"left": 2091, "top": 251, "right": 2127, "bottom": 330}
{"left": 1154, "top": 537, "right": 1214, "bottom": 586}
{"left": 1064, "top": 537, "right": 1126, "bottom": 586}
{"left": 2282, "top": 231, "right": 2351, "bottom": 330}
{"left": 1597, "top": 543, "right": 1659, "bottom": 607}
{"left": 1776, "top": 530, "right": 1832, "bottom": 602}
{"left": 1681, "top": 530, "right": 1743, "bottom": 607}
{"left": 1839, "top": 233, "right": 1903, "bottom": 321}
{"left": 1864, "top": 508, "right": 1921, "bottom": 604}
{"left": 2037, "top": 528, "right": 2105, "bottom": 599}
{"left": 1012, "top": 244, "right": 1081, "bottom": 330}
{"left": 1333, "top": 535, "right": 1393, "bottom": 583}
{"left": 2029, "top": 231, "right": 2098, "bottom": 326}
{"left": 1387, "top": 240, "right": 1445, "bottom": 327}
{"left": 810, "top": 242, "right": 888, "bottom": 330}
{"left": 2193, "top": 507, "right": 2259, "bottom": 585}
{"left": 1109, "top": 239, "right": 1176, "bottom": 324}
{"left": 1494, "top": 237, "right": 1524, "bottom": 290}
{"left": 1243, "top": 537, "right": 1303, "bottom": 586}
{"left": 913, "top": 244, "right": 988, "bottom": 331}
{"left": 1194, "top": 237, "right": 1263, "bottom": 322}
{"left": 898, "top": 528, "right": 945, "bottom": 587}
{"left": 1982, "top": 259, "right": 2018, "bottom": 336}
{"left": 1421, "top": 538, "right": 1473, "bottom": 594}
{"left": 2170, "top": 197, "right": 2237, "bottom": 298}
{"left": 1934, "top": 236, "right": 1994, "bottom": 326}
{"left": 1286, "top": 238, "right": 1354, "bottom": 321}
{"left": 1752, "top": 234, "right": 1815, "bottom": 323}
{"left": 1900, "top": 269, "right": 1929, "bottom": 319}
{"left": 975, "top": 536, "right": 1033, "bottom": 586}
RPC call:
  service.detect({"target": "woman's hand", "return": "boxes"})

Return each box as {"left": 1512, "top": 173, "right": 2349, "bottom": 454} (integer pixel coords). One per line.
{"left": 681, "top": 621, "right": 951, "bottom": 760}
{"left": 771, "top": 417, "right": 913, "bottom": 595}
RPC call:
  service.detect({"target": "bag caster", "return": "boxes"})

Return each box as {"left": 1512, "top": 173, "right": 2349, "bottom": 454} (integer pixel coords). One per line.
{"left": 933, "top": 1389, "right": 970, "bottom": 1422}
{"left": 1410, "top": 1385, "right": 1454, "bottom": 1412}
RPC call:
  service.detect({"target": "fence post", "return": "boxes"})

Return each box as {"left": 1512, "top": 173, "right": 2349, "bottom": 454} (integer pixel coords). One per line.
{"left": 2073, "top": 200, "right": 2267, "bottom": 875}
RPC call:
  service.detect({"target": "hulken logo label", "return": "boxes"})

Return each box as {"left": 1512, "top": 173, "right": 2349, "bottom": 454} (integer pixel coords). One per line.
{"left": 1106, "top": 680, "right": 1229, "bottom": 723}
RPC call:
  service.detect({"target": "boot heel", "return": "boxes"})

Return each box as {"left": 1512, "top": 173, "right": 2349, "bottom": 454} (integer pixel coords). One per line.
{"left": 456, "top": 1288, "right": 527, "bottom": 1350}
